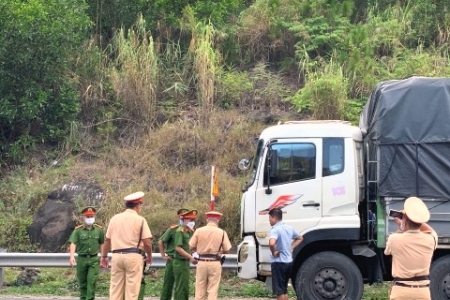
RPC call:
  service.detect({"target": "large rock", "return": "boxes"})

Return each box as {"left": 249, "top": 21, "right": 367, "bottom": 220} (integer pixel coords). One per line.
{"left": 27, "top": 183, "right": 105, "bottom": 252}
{"left": 13, "top": 268, "right": 41, "bottom": 286}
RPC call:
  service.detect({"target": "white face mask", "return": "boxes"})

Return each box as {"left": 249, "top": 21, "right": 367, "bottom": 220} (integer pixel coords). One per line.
{"left": 187, "top": 221, "right": 195, "bottom": 229}
{"left": 85, "top": 217, "right": 95, "bottom": 226}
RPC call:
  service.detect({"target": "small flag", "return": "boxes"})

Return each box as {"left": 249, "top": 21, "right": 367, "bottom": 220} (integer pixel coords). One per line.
{"left": 212, "top": 166, "right": 219, "bottom": 197}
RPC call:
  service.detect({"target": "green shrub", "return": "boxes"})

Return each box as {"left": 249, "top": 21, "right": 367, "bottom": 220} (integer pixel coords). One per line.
{"left": 236, "top": 0, "right": 299, "bottom": 66}
{"left": 0, "top": 216, "right": 37, "bottom": 252}
{"left": 388, "top": 47, "right": 450, "bottom": 78}
{"left": 0, "top": 0, "right": 90, "bottom": 165}
{"left": 289, "top": 0, "right": 353, "bottom": 63}
{"left": 217, "top": 70, "right": 253, "bottom": 109}
{"left": 289, "top": 63, "right": 348, "bottom": 120}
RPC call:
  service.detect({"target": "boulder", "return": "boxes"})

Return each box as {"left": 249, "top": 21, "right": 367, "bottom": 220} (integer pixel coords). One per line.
{"left": 27, "top": 183, "right": 105, "bottom": 252}
{"left": 14, "top": 268, "right": 40, "bottom": 286}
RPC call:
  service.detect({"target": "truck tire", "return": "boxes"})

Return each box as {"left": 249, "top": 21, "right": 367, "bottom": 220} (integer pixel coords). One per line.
{"left": 430, "top": 255, "right": 450, "bottom": 300}
{"left": 294, "top": 251, "right": 363, "bottom": 300}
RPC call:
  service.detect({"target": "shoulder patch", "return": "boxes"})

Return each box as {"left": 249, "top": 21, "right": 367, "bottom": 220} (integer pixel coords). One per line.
{"left": 75, "top": 224, "right": 83, "bottom": 229}
{"left": 94, "top": 224, "right": 103, "bottom": 228}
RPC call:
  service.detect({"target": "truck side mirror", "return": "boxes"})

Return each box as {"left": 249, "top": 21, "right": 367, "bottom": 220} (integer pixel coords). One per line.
{"left": 238, "top": 158, "right": 251, "bottom": 170}
{"left": 266, "top": 149, "right": 278, "bottom": 194}
{"left": 268, "top": 149, "right": 278, "bottom": 177}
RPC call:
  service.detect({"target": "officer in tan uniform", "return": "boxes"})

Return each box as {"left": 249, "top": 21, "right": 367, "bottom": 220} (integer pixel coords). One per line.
{"left": 100, "top": 191, "right": 153, "bottom": 300}
{"left": 384, "top": 196, "right": 438, "bottom": 300}
{"left": 189, "top": 211, "right": 232, "bottom": 300}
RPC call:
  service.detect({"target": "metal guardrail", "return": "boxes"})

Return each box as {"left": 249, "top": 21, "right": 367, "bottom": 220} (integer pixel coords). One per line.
{"left": 0, "top": 253, "right": 237, "bottom": 269}
{"left": 0, "top": 253, "right": 238, "bottom": 287}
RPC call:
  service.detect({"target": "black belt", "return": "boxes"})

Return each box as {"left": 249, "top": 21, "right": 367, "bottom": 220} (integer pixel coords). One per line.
{"left": 112, "top": 248, "right": 142, "bottom": 254}
{"left": 197, "top": 256, "right": 220, "bottom": 261}
{"left": 77, "top": 254, "right": 98, "bottom": 258}
{"left": 393, "top": 275, "right": 429, "bottom": 281}
{"left": 199, "top": 254, "right": 218, "bottom": 258}
{"left": 394, "top": 282, "right": 429, "bottom": 288}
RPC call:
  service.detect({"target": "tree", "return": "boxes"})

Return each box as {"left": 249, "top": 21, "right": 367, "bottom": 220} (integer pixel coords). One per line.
{"left": 0, "top": 0, "right": 91, "bottom": 163}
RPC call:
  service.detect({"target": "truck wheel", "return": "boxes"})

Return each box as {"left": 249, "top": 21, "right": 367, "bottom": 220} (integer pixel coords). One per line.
{"left": 430, "top": 255, "right": 450, "bottom": 300}
{"left": 294, "top": 251, "right": 363, "bottom": 300}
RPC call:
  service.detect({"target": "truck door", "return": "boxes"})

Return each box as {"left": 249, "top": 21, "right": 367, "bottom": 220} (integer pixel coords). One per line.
{"left": 254, "top": 138, "right": 322, "bottom": 243}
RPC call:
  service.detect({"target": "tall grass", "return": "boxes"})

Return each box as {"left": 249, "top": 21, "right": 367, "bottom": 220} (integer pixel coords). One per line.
{"left": 181, "top": 7, "right": 219, "bottom": 127}
{"left": 110, "top": 15, "right": 159, "bottom": 129}
{"left": 194, "top": 22, "right": 217, "bottom": 127}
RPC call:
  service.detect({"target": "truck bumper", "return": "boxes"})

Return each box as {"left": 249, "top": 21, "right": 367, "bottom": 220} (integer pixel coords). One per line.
{"left": 237, "top": 235, "right": 258, "bottom": 279}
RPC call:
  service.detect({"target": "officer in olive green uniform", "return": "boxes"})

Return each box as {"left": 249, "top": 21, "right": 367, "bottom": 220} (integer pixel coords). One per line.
{"left": 173, "top": 210, "right": 198, "bottom": 300}
{"left": 158, "top": 208, "right": 189, "bottom": 300}
{"left": 69, "top": 207, "right": 105, "bottom": 300}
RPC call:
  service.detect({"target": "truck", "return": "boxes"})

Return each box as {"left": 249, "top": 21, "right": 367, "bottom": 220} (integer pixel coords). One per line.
{"left": 236, "top": 76, "right": 450, "bottom": 300}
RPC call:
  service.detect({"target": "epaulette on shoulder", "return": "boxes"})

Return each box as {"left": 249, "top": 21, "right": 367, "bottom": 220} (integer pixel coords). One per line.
{"left": 94, "top": 224, "right": 103, "bottom": 228}
{"left": 170, "top": 224, "right": 178, "bottom": 229}
{"left": 75, "top": 224, "right": 83, "bottom": 229}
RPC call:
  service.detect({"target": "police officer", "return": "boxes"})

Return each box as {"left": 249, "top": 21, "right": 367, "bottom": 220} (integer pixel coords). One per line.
{"left": 189, "top": 211, "right": 232, "bottom": 300}
{"left": 100, "top": 191, "right": 153, "bottom": 300}
{"left": 384, "top": 196, "right": 438, "bottom": 300}
{"left": 69, "top": 206, "right": 105, "bottom": 300}
{"left": 158, "top": 208, "right": 189, "bottom": 300}
{"left": 173, "top": 209, "right": 198, "bottom": 300}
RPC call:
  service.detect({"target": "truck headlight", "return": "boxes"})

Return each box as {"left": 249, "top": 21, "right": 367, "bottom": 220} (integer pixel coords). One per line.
{"left": 438, "top": 237, "right": 450, "bottom": 244}
{"left": 239, "top": 243, "right": 249, "bottom": 262}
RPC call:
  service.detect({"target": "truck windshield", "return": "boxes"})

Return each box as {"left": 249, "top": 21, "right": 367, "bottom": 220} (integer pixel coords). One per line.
{"left": 243, "top": 139, "right": 264, "bottom": 191}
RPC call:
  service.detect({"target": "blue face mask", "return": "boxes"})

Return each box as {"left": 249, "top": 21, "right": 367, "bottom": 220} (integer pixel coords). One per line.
{"left": 179, "top": 219, "right": 183, "bottom": 225}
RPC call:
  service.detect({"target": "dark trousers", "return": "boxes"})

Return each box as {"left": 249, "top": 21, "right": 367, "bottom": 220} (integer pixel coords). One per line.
{"left": 271, "top": 262, "right": 292, "bottom": 296}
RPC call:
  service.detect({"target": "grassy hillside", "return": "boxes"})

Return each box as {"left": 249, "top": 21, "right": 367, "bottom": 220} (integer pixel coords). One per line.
{"left": 0, "top": 108, "right": 302, "bottom": 251}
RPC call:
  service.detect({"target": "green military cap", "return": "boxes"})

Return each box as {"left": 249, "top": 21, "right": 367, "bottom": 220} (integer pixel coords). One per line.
{"left": 177, "top": 208, "right": 190, "bottom": 215}
{"left": 180, "top": 209, "right": 198, "bottom": 220}
{"left": 81, "top": 206, "right": 96, "bottom": 216}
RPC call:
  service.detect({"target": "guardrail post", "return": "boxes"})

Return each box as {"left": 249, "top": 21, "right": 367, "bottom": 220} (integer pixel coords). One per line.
{"left": 0, "top": 248, "right": 6, "bottom": 287}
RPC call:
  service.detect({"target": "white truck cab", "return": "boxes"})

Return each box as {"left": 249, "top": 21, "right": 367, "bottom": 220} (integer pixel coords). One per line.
{"left": 237, "top": 121, "right": 366, "bottom": 298}
{"left": 236, "top": 75, "right": 450, "bottom": 300}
